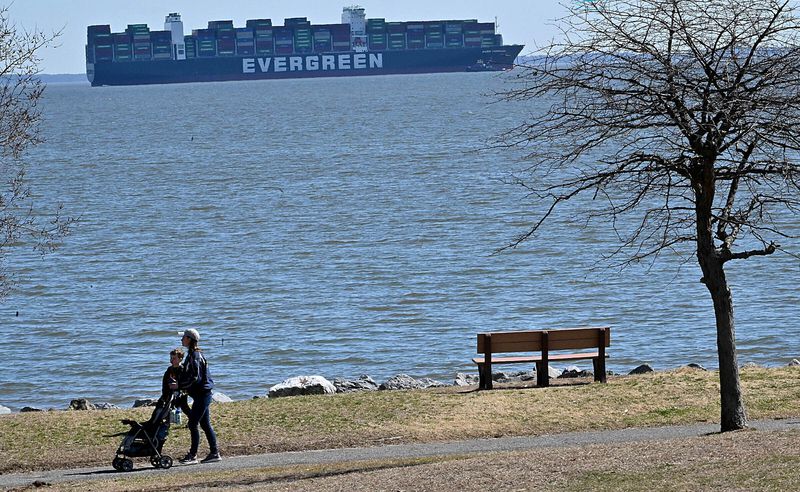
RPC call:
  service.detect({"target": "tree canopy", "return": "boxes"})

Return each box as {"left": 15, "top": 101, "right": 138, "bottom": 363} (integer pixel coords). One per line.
{"left": 0, "top": 6, "right": 71, "bottom": 299}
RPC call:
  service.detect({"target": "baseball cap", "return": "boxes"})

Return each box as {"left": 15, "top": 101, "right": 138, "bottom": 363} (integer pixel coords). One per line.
{"left": 179, "top": 328, "right": 200, "bottom": 342}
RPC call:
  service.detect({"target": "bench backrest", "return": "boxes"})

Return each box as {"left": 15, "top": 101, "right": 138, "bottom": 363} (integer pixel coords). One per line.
{"left": 477, "top": 327, "right": 610, "bottom": 354}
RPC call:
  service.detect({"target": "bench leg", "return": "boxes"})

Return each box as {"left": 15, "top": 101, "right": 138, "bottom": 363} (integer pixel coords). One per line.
{"left": 477, "top": 363, "right": 493, "bottom": 390}
{"left": 593, "top": 357, "right": 607, "bottom": 383}
{"left": 536, "top": 361, "right": 549, "bottom": 387}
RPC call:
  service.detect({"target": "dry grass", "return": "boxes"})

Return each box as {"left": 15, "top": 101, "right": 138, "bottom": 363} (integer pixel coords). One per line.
{"left": 1, "top": 366, "right": 798, "bottom": 476}
{"left": 15, "top": 429, "right": 800, "bottom": 491}
{"left": 244, "top": 429, "right": 800, "bottom": 492}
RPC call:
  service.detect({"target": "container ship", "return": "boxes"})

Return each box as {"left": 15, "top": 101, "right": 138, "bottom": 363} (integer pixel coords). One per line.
{"left": 85, "top": 7, "right": 524, "bottom": 86}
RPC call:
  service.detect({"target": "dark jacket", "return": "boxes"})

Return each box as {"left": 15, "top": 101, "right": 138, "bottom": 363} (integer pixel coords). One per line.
{"left": 178, "top": 350, "right": 214, "bottom": 396}
{"left": 160, "top": 365, "right": 182, "bottom": 402}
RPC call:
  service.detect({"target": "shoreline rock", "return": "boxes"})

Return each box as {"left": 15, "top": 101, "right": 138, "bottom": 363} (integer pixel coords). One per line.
{"left": 3, "top": 359, "right": 798, "bottom": 412}
{"left": 269, "top": 375, "right": 336, "bottom": 398}
{"left": 333, "top": 375, "right": 379, "bottom": 393}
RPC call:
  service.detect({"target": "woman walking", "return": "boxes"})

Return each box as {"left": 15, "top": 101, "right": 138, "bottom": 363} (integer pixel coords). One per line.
{"left": 172, "top": 328, "right": 220, "bottom": 464}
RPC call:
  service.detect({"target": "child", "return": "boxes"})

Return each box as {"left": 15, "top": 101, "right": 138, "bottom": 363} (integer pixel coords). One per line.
{"left": 160, "top": 347, "right": 191, "bottom": 415}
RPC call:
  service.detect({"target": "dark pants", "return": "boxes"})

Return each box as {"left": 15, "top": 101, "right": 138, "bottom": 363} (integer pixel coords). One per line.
{"left": 187, "top": 391, "right": 218, "bottom": 456}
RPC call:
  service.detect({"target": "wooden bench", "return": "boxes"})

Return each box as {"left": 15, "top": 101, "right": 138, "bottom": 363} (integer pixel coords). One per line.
{"left": 472, "top": 327, "right": 610, "bottom": 390}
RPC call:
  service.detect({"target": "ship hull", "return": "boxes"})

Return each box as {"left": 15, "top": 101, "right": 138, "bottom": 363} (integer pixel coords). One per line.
{"left": 87, "top": 45, "right": 523, "bottom": 86}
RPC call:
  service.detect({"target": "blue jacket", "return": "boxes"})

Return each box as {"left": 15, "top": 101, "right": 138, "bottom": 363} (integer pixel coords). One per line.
{"left": 178, "top": 350, "right": 214, "bottom": 396}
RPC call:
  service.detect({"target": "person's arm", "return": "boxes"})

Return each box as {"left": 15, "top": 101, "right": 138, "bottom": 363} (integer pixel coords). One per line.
{"left": 178, "top": 353, "right": 201, "bottom": 390}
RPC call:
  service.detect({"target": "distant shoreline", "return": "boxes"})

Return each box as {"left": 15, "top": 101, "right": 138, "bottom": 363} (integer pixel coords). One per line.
{"left": 38, "top": 74, "right": 88, "bottom": 84}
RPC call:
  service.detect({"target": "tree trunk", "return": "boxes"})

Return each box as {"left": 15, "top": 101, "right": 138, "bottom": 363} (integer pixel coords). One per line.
{"left": 697, "top": 251, "right": 748, "bottom": 431}
{"left": 694, "top": 161, "right": 748, "bottom": 432}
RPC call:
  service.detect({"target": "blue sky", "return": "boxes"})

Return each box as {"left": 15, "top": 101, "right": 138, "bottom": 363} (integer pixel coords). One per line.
{"left": 6, "top": 1, "right": 570, "bottom": 74}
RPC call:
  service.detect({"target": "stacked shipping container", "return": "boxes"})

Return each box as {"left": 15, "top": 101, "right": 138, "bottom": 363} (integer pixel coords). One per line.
{"left": 126, "top": 24, "right": 152, "bottom": 61}
{"left": 387, "top": 22, "right": 405, "bottom": 50}
{"left": 406, "top": 23, "right": 424, "bottom": 50}
{"left": 424, "top": 22, "right": 444, "bottom": 49}
{"left": 151, "top": 31, "right": 172, "bottom": 60}
{"left": 236, "top": 28, "right": 255, "bottom": 56}
{"left": 87, "top": 25, "right": 112, "bottom": 62}
{"left": 366, "top": 18, "right": 386, "bottom": 51}
{"left": 246, "top": 19, "right": 274, "bottom": 55}
{"left": 287, "top": 17, "right": 313, "bottom": 54}
{"left": 89, "top": 15, "right": 501, "bottom": 62}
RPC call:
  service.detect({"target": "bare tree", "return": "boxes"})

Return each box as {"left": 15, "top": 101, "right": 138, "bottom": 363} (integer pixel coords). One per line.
{"left": 498, "top": 0, "right": 800, "bottom": 432}
{"left": 0, "top": 6, "right": 71, "bottom": 299}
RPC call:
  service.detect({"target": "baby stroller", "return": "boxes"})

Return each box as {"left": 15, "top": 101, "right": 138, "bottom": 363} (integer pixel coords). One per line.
{"left": 110, "top": 393, "right": 180, "bottom": 471}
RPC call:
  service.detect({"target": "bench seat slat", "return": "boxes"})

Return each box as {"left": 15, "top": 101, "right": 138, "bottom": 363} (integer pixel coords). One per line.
{"left": 472, "top": 352, "right": 606, "bottom": 365}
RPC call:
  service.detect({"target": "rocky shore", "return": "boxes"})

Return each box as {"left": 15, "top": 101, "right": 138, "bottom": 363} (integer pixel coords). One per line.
{"left": 2, "top": 359, "right": 798, "bottom": 415}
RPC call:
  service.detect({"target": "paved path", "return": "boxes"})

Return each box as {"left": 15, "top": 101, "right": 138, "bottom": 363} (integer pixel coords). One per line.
{"left": 2, "top": 418, "right": 798, "bottom": 489}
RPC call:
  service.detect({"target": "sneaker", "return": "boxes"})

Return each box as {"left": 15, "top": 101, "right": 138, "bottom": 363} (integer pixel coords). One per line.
{"left": 179, "top": 454, "right": 198, "bottom": 465}
{"left": 201, "top": 452, "right": 221, "bottom": 464}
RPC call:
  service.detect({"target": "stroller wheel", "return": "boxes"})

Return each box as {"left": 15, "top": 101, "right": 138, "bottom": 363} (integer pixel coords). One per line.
{"left": 150, "top": 456, "right": 161, "bottom": 468}
{"left": 120, "top": 458, "right": 134, "bottom": 472}
{"left": 159, "top": 455, "right": 173, "bottom": 469}
{"left": 112, "top": 457, "right": 123, "bottom": 471}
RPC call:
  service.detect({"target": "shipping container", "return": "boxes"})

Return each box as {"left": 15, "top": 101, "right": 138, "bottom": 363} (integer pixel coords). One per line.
{"left": 126, "top": 24, "right": 149, "bottom": 34}
{"left": 217, "top": 38, "right": 235, "bottom": 56}
{"left": 273, "top": 27, "right": 294, "bottom": 55}
{"left": 463, "top": 23, "right": 481, "bottom": 47}
{"left": 368, "top": 33, "right": 386, "bottom": 50}
{"left": 294, "top": 26, "right": 313, "bottom": 54}
{"left": 445, "top": 22, "right": 463, "bottom": 34}
{"left": 246, "top": 19, "right": 273, "bottom": 29}
{"left": 407, "top": 23, "right": 425, "bottom": 50}
{"left": 184, "top": 36, "right": 197, "bottom": 58}
{"left": 133, "top": 43, "right": 152, "bottom": 61}
{"left": 197, "top": 35, "right": 217, "bottom": 57}
{"left": 330, "top": 24, "right": 350, "bottom": 51}
{"left": 87, "top": 24, "right": 111, "bottom": 45}
{"left": 366, "top": 18, "right": 386, "bottom": 33}
{"left": 255, "top": 37, "right": 274, "bottom": 55}
{"left": 312, "top": 26, "right": 332, "bottom": 52}
{"left": 388, "top": 35, "right": 406, "bottom": 50}
{"left": 94, "top": 44, "right": 113, "bottom": 62}
{"left": 193, "top": 28, "right": 215, "bottom": 39}
{"left": 424, "top": 22, "right": 444, "bottom": 33}
{"left": 236, "top": 28, "right": 254, "bottom": 39}
{"left": 113, "top": 35, "right": 132, "bottom": 61}
{"left": 332, "top": 41, "right": 351, "bottom": 52}
{"left": 247, "top": 19, "right": 274, "bottom": 55}
{"left": 445, "top": 33, "right": 463, "bottom": 48}
{"left": 92, "top": 33, "right": 112, "bottom": 45}
{"left": 209, "top": 20, "right": 235, "bottom": 39}
{"left": 425, "top": 22, "right": 444, "bottom": 49}
{"left": 88, "top": 24, "right": 111, "bottom": 34}
{"left": 285, "top": 17, "right": 310, "bottom": 27}
{"left": 235, "top": 28, "right": 255, "bottom": 55}
{"left": 150, "top": 30, "right": 172, "bottom": 44}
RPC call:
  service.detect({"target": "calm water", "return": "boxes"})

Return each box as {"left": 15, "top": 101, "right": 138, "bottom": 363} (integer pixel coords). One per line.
{"left": 1, "top": 73, "right": 797, "bottom": 411}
